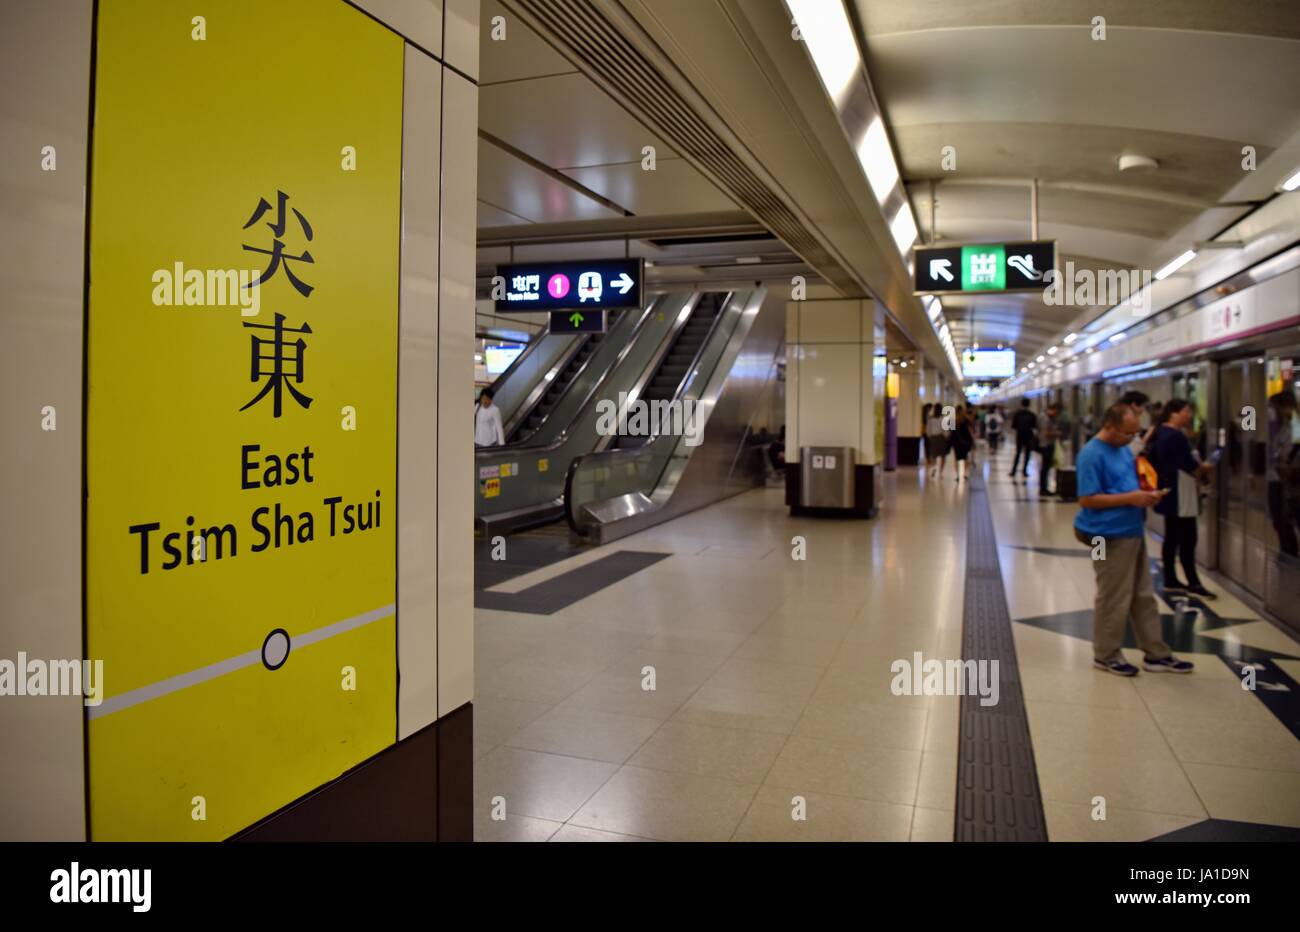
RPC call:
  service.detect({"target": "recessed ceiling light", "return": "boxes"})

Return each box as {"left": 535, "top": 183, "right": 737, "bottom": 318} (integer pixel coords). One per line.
{"left": 1118, "top": 153, "right": 1159, "bottom": 172}
{"left": 857, "top": 116, "right": 900, "bottom": 204}
{"left": 788, "top": 0, "right": 860, "bottom": 109}
{"left": 1281, "top": 167, "right": 1300, "bottom": 192}
{"left": 1154, "top": 250, "right": 1196, "bottom": 280}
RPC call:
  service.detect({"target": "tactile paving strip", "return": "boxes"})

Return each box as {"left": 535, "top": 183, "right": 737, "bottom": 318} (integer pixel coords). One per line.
{"left": 955, "top": 475, "right": 1049, "bottom": 841}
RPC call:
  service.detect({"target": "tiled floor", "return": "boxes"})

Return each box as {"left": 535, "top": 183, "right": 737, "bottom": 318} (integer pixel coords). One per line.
{"left": 986, "top": 448, "right": 1300, "bottom": 839}
{"left": 472, "top": 445, "right": 1300, "bottom": 841}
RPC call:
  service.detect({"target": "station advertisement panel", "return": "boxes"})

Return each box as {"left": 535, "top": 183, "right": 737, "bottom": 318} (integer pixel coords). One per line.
{"left": 85, "top": 0, "right": 403, "bottom": 839}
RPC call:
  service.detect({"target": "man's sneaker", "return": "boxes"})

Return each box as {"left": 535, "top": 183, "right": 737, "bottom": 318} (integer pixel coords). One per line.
{"left": 1185, "top": 585, "right": 1218, "bottom": 600}
{"left": 1094, "top": 658, "right": 1139, "bottom": 677}
{"left": 1143, "top": 655, "right": 1194, "bottom": 674}
{"left": 1163, "top": 581, "right": 1188, "bottom": 593}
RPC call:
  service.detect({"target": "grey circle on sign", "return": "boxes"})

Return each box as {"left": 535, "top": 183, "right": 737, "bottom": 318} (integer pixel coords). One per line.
{"left": 262, "top": 628, "right": 291, "bottom": 670}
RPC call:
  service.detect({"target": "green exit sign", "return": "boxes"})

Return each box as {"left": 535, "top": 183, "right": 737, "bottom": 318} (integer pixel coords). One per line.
{"left": 961, "top": 244, "right": 1005, "bottom": 290}
{"left": 914, "top": 241, "right": 1056, "bottom": 294}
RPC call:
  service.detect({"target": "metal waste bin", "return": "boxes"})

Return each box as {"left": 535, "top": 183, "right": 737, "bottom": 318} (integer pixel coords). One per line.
{"left": 799, "top": 446, "right": 855, "bottom": 508}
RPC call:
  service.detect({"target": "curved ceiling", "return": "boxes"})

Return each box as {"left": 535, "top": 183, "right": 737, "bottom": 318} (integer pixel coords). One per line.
{"left": 855, "top": 0, "right": 1300, "bottom": 368}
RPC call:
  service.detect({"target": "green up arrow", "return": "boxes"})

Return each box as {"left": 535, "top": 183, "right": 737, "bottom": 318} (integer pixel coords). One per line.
{"left": 569, "top": 311, "right": 584, "bottom": 327}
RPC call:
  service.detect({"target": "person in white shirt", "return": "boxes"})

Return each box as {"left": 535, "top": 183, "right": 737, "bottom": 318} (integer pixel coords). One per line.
{"left": 475, "top": 388, "right": 505, "bottom": 447}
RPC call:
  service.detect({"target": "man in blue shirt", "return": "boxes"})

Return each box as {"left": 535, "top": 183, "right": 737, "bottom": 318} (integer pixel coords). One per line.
{"left": 1074, "top": 403, "right": 1193, "bottom": 676}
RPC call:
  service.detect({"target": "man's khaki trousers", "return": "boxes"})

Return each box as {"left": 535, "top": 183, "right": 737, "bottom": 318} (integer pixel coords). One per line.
{"left": 1078, "top": 530, "right": 1172, "bottom": 663}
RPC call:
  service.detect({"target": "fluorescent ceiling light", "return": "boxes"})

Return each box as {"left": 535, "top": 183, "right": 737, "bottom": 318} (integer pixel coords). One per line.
{"left": 890, "top": 203, "right": 918, "bottom": 254}
{"left": 787, "top": 0, "right": 860, "bottom": 110}
{"left": 1154, "top": 249, "right": 1196, "bottom": 281}
{"left": 857, "top": 117, "right": 899, "bottom": 204}
{"left": 1062, "top": 333, "right": 1077, "bottom": 345}
{"left": 1108, "top": 332, "right": 1127, "bottom": 343}
{"left": 1282, "top": 167, "right": 1300, "bottom": 192}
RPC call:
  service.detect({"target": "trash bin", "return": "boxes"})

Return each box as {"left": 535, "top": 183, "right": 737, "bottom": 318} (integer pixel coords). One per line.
{"left": 1056, "top": 467, "right": 1077, "bottom": 501}
{"left": 799, "top": 446, "right": 855, "bottom": 508}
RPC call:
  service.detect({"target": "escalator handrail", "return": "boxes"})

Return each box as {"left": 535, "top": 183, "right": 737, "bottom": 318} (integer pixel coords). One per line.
{"left": 502, "top": 330, "right": 593, "bottom": 441}
{"left": 592, "top": 290, "right": 709, "bottom": 454}
{"left": 475, "top": 293, "right": 672, "bottom": 459}
{"left": 665, "top": 291, "right": 733, "bottom": 409}
{"left": 565, "top": 291, "right": 749, "bottom": 535}
{"left": 483, "top": 325, "right": 547, "bottom": 401}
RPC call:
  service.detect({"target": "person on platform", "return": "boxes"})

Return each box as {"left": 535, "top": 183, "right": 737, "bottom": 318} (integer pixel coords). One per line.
{"left": 1009, "top": 399, "right": 1038, "bottom": 480}
{"left": 1149, "top": 399, "right": 1215, "bottom": 598}
{"left": 474, "top": 388, "right": 505, "bottom": 447}
{"left": 1074, "top": 402, "right": 1193, "bottom": 676}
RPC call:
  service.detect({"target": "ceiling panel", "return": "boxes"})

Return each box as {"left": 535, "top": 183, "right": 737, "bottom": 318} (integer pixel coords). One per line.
{"left": 477, "top": 200, "right": 531, "bottom": 227}
{"left": 561, "top": 158, "right": 737, "bottom": 215}
{"left": 894, "top": 122, "right": 1255, "bottom": 204}
{"left": 867, "top": 28, "right": 1300, "bottom": 146}
{"left": 476, "top": 140, "right": 622, "bottom": 224}
{"left": 479, "top": 72, "right": 679, "bottom": 170}
{"left": 856, "top": 0, "right": 1300, "bottom": 40}
{"left": 478, "top": 0, "right": 578, "bottom": 85}
{"left": 915, "top": 182, "right": 1198, "bottom": 242}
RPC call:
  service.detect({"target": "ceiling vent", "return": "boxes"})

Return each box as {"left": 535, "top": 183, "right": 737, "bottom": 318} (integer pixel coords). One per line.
{"left": 503, "top": 0, "right": 857, "bottom": 295}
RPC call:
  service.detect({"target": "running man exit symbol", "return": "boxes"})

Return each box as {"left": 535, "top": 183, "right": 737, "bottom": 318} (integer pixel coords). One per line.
{"left": 961, "top": 243, "right": 1006, "bottom": 290}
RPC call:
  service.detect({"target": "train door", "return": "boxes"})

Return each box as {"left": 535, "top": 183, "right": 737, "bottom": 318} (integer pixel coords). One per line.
{"left": 1218, "top": 357, "right": 1269, "bottom": 595}
{"left": 1172, "top": 364, "right": 1216, "bottom": 568}
{"left": 1262, "top": 349, "right": 1300, "bottom": 635}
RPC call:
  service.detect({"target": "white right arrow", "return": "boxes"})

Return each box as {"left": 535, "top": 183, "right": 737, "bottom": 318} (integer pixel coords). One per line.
{"left": 930, "top": 258, "right": 954, "bottom": 283}
{"left": 612, "top": 272, "right": 634, "bottom": 294}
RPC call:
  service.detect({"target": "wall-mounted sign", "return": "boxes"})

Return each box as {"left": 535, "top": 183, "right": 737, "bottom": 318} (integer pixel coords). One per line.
{"left": 549, "top": 309, "right": 606, "bottom": 333}
{"left": 496, "top": 258, "right": 643, "bottom": 312}
{"left": 85, "top": 0, "right": 402, "bottom": 841}
{"left": 961, "top": 349, "right": 1017, "bottom": 379}
{"left": 914, "top": 241, "right": 1056, "bottom": 294}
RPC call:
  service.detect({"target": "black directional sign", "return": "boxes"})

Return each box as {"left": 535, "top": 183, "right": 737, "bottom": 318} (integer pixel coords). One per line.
{"left": 549, "top": 309, "right": 606, "bottom": 333}
{"left": 495, "top": 258, "right": 643, "bottom": 312}
{"left": 914, "top": 241, "right": 1056, "bottom": 295}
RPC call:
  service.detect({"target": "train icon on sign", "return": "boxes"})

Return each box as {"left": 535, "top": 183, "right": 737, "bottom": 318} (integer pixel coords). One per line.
{"left": 578, "top": 271, "right": 603, "bottom": 303}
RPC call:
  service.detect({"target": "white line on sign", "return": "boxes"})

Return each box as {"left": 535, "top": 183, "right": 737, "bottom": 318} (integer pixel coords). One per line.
{"left": 86, "top": 603, "right": 396, "bottom": 719}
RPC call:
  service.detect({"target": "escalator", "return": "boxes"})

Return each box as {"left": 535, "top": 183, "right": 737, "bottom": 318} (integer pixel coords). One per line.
{"left": 563, "top": 287, "right": 782, "bottom": 544}
{"left": 508, "top": 330, "right": 607, "bottom": 444}
{"left": 476, "top": 290, "right": 754, "bottom": 535}
{"left": 610, "top": 294, "right": 724, "bottom": 449}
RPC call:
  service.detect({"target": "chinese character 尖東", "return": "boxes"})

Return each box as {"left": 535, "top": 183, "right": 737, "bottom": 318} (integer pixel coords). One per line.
{"left": 243, "top": 190, "right": 315, "bottom": 297}
{"left": 239, "top": 313, "right": 314, "bottom": 417}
